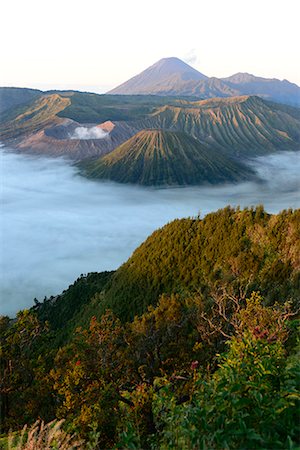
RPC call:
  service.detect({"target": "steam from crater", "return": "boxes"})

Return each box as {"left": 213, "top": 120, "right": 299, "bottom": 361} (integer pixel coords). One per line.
{"left": 70, "top": 126, "right": 109, "bottom": 140}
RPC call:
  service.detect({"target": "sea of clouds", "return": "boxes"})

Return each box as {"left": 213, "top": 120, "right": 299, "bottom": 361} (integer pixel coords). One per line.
{"left": 1, "top": 148, "right": 299, "bottom": 316}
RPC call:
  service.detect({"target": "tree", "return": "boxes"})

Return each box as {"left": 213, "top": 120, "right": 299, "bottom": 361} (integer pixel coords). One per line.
{"left": 0, "top": 310, "right": 53, "bottom": 432}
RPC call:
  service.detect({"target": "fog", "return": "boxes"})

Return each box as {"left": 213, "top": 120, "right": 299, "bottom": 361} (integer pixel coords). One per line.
{"left": 70, "top": 126, "right": 109, "bottom": 140}
{"left": 1, "top": 148, "right": 299, "bottom": 316}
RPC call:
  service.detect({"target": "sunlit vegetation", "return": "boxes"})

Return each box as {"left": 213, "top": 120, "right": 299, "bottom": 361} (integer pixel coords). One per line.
{"left": 102, "top": 206, "right": 300, "bottom": 320}
{"left": 0, "top": 207, "right": 299, "bottom": 449}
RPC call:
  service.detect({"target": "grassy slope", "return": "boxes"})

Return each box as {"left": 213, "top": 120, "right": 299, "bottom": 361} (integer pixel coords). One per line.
{"left": 79, "top": 129, "right": 254, "bottom": 185}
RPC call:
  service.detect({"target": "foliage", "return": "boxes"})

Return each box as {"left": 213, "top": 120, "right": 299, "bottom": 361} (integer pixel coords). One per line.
{"left": 0, "top": 311, "right": 55, "bottom": 433}
{"left": 1, "top": 207, "right": 299, "bottom": 449}
{"left": 151, "top": 297, "right": 300, "bottom": 449}
{"left": 36, "top": 271, "right": 113, "bottom": 344}
{"left": 50, "top": 311, "right": 128, "bottom": 448}
{"left": 102, "top": 207, "right": 300, "bottom": 320}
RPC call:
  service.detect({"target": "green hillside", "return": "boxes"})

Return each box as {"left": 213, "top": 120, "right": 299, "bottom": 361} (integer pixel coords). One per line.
{"left": 79, "top": 129, "right": 254, "bottom": 185}
{"left": 37, "top": 207, "right": 300, "bottom": 327}
{"left": 100, "top": 206, "right": 300, "bottom": 320}
{"left": 1, "top": 207, "right": 299, "bottom": 449}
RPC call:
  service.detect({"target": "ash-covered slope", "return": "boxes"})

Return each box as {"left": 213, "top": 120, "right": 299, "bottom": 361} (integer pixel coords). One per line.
{"left": 79, "top": 129, "right": 254, "bottom": 186}
{"left": 0, "top": 93, "right": 71, "bottom": 139}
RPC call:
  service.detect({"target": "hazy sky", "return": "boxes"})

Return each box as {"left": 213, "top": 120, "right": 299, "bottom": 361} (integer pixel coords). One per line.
{"left": 1, "top": 0, "right": 300, "bottom": 92}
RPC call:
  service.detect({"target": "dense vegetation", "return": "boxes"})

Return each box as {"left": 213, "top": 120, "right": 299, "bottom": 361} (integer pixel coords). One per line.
{"left": 102, "top": 206, "right": 300, "bottom": 320}
{"left": 0, "top": 207, "right": 299, "bottom": 449}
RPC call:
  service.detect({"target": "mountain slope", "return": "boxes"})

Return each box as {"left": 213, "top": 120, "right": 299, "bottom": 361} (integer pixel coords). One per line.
{"left": 33, "top": 207, "right": 300, "bottom": 328}
{"left": 0, "top": 87, "right": 42, "bottom": 116}
{"left": 142, "top": 96, "right": 300, "bottom": 156}
{"left": 108, "top": 57, "right": 300, "bottom": 106}
{"left": 79, "top": 129, "right": 254, "bottom": 185}
{"left": 108, "top": 57, "right": 208, "bottom": 95}
{"left": 99, "top": 207, "right": 300, "bottom": 320}
{"left": 1, "top": 91, "right": 299, "bottom": 163}
{"left": 222, "top": 72, "right": 300, "bottom": 106}
{"left": 0, "top": 93, "right": 71, "bottom": 139}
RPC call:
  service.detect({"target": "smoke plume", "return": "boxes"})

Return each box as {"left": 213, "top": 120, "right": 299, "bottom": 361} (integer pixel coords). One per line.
{"left": 70, "top": 126, "right": 109, "bottom": 140}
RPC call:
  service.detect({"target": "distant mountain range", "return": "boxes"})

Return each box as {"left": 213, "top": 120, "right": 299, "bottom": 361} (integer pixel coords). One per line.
{"left": 0, "top": 59, "right": 299, "bottom": 186}
{"left": 108, "top": 57, "right": 300, "bottom": 107}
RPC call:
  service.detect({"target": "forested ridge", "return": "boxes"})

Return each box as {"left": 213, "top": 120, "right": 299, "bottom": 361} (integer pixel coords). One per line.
{"left": 0, "top": 206, "right": 299, "bottom": 449}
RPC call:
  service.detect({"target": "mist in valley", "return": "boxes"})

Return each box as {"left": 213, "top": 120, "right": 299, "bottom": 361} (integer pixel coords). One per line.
{"left": 1, "top": 147, "right": 300, "bottom": 316}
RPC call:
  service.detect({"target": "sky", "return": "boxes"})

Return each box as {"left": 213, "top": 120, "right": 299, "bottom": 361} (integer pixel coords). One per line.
{"left": 1, "top": 0, "right": 300, "bottom": 93}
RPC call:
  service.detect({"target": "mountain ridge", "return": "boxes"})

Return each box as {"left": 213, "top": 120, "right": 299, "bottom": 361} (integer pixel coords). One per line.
{"left": 108, "top": 57, "right": 300, "bottom": 106}
{"left": 1, "top": 93, "right": 299, "bottom": 172}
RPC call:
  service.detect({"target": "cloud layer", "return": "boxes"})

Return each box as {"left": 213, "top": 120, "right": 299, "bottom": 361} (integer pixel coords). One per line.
{"left": 1, "top": 148, "right": 299, "bottom": 317}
